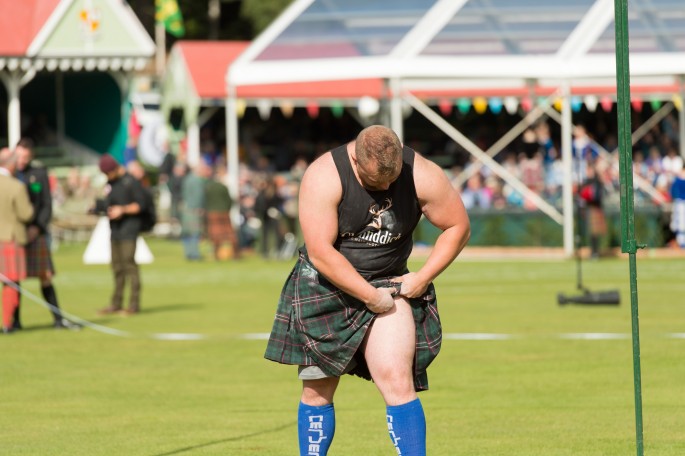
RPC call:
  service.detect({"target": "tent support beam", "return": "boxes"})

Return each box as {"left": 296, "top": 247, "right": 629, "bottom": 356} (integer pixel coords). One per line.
{"left": 403, "top": 92, "right": 564, "bottom": 226}
{"left": 452, "top": 89, "right": 561, "bottom": 188}
{"left": 390, "top": 78, "right": 403, "bottom": 142}
{"left": 546, "top": 103, "right": 672, "bottom": 206}
{"left": 680, "top": 76, "right": 685, "bottom": 159}
{"left": 560, "top": 83, "right": 575, "bottom": 257}
{"left": 225, "top": 87, "right": 240, "bottom": 224}
{"left": 0, "top": 70, "right": 34, "bottom": 149}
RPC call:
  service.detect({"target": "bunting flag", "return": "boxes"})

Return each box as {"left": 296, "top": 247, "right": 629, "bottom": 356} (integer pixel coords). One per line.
{"left": 503, "top": 97, "right": 519, "bottom": 115}
{"left": 600, "top": 96, "right": 614, "bottom": 112}
{"left": 456, "top": 97, "right": 471, "bottom": 114}
{"left": 649, "top": 98, "right": 662, "bottom": 111}
{"left": 306, "top": 100, "right": 320, "bottom": 118}
{"left": 279, "top": 100, "right": 294, "bottom": 118}
{"left": 520, "top": 97, "right": 533, "bottom": 112}
{"left": 570, "top": 96, "right": 583, "bottom": 113}
{"left": 473, "top": 97, "right": 488, "bottom": 114}
{"left": 156, "top": 0, "right": 185, "bottom": 37}
{"left": 631, "top": 98, "right": 643, "bottom": 112}
{"left": 330, "top": 101, "right": 345, "bottom": 118}
{"left": 584, "top": 95, "right": 599, "bottom": 113}
{"left": 438, "top": 98, "right": 453, "bottom": 116}
{"left": 488, "top": 97, "right": 503, "bottom": 114}
{"left": 672, "top": 94, "right": 683, "bottom": 111}
{"left": 256, "top": 99, "right": 273, "bottom": 120}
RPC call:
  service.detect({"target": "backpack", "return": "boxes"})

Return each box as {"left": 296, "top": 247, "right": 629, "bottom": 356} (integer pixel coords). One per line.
{"left": 139, "top": 186, "right": 157, "bottom": 233}
{"left": 123, "top": 174, "right": 156, "bottom": 233}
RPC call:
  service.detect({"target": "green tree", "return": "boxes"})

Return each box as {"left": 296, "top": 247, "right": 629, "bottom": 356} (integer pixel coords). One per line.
{"left": 240, "top": 0, "right": 293, "bottom": 35}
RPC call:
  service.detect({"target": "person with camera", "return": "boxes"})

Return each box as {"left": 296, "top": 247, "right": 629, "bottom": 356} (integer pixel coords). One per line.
{"left": 97, "top": 154, "right": 147, "bottom": 316}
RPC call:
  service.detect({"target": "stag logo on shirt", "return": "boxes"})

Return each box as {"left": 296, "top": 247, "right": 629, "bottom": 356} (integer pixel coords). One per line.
{"left": 344, "top": 198, "right": 401, "bottom": 247}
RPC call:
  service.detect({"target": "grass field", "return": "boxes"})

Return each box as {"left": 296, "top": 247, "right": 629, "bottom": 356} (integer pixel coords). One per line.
{"left": 2, "top": 239, "right": 684, "bottom": 455}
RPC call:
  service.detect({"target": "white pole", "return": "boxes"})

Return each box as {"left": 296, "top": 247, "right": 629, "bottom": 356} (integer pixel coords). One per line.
{"left": 6, "top": 74, "right": 21, "bottom": 149}
{"left": 225, "top": 86, "right": 240, "bottom": 224}
{"left": 155, "top": 23, "right": 166, "bottom": 77}
{"left": 680, "top": 76, "right": 685, "bottom": 159}
{"left": 389, "top": 77, "right": 403, "bottom": 142}
{"left": 560, "top": 82, "right": 575, "bottom": 258}
{"left": 56, "top": 71, "right": 65, "bottom": 145}
{"left": 186, "top": 121, "right": 200, "bottom": 167}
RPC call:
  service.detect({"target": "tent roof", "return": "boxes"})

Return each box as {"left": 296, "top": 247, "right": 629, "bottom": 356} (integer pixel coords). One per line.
{"left": 227, "top": 0, "right": 685, "bottom": 89}
{"left": 171, "top": 40, "right": 385, "bottom": 101}
{"left": 0, "top": 0, "right": 154, "bottom": 72}
{"left": 0, "top": 0, "right": 61, "bottom": 56}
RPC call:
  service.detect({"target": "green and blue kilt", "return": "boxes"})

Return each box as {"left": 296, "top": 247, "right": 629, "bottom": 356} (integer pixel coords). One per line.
{"left": 264, "top": 254, "right": 442, "bottom": 391}
{"left": 25, "top": 234, "right": 55, "bottom": 277}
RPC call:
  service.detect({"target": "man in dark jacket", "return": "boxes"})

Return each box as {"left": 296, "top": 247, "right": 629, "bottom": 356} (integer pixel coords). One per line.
{"left": 97, "top": 154, "right": 146, "bottom": 315}
{"left": 14, "top": 139, "right": 79, "bottom": 329}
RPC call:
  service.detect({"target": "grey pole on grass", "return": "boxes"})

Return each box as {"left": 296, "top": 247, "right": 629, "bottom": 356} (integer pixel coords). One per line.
{"left": 613, "top": 0, "right": 644, "bottom": 454}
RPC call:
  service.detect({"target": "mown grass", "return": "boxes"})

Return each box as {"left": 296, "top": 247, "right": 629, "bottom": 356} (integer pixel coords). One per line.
{"left": 2, "top": 239, "right": 683, "bottom": 455}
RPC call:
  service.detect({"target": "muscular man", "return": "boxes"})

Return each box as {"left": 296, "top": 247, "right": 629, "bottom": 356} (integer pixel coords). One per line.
{"left": 265, "top": 125, "right": 470, "bottom": 455}
{"left": 15, "top": 139, "right": 79, "bottom": 329}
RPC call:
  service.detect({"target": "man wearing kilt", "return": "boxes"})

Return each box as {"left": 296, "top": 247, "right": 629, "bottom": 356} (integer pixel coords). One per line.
{"left": 0, "top": 148, "right": 34, "bottom": 333}
{"left": 205, "top": 168, "right": 241, "bottom": 260}
{"left": 265, "top": 126, "right": 470, "bottom": 455}
{"left": 15, "top": 140, "right": 78, "bottom": 329}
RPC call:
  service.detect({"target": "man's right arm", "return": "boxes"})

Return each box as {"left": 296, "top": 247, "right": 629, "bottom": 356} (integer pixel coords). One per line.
{"left": 16, "top": 184, "right": 34, "bottom": 223}
{"left": 299, "top": 153, "right": 394, "bottom": 314}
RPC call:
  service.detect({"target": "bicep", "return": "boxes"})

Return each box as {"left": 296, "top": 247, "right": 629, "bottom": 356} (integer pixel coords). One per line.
{"left": 298, "top": 161, "right": 341, "bottom": 254}
{"left": 415, "top": 156, "right": 468, "bottom": 231}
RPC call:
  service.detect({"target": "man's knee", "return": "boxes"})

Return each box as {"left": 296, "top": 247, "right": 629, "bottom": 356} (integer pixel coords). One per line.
{"left": 301, "top": 377, "right": 339, "bottom": 406}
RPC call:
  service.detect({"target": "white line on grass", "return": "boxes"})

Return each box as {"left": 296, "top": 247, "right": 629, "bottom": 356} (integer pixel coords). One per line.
{"left": 443, "top": 333, "right": 515, "bottom": 340}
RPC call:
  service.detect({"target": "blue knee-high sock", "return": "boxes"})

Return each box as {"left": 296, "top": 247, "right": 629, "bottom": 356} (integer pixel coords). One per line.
{"left": 386, "top": 398, "right": 426, "bottom": 456}
{"left": 298, "top": 402, "right": 335, "bottom": 456}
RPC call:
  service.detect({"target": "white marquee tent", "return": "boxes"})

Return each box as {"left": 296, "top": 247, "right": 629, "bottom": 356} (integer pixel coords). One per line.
{"left": 225, "top": 0, "right": 685, "bottom": 255}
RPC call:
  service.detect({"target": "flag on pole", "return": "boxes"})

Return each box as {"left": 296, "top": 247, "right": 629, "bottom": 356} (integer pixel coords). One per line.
{"left": 155, "top": 0, "right": 185, "bottom": 37}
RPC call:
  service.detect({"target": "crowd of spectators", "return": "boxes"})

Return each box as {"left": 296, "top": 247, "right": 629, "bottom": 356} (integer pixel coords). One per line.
{"left": 38, "top": 108, "right": 685, "bottom": 252}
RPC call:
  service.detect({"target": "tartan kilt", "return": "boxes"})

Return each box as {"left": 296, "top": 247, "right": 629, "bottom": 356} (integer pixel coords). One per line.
{"left": 0, "top": 241, "right": 27, "bottom": 282}
{"left": 206, "top": 211, "right": 235, "bottom": 243}
{"left": 264, "top": 254, "right": 442, "bottom": 391}
{"left": 587, "top": 207, "right": 608, "bottom": 236}
{"left": 25, "top": 234, "right": 55, "bottom": 277}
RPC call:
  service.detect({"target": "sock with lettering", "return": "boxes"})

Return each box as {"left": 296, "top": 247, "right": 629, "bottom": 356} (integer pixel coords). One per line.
{"left": 386, "top": 398, "right": 426, "bottom": 456}
{"left": 298, "top": 402, "right": 335, "bottom": 456}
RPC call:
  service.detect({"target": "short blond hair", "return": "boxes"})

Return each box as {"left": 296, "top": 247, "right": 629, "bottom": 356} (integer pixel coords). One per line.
{"left": 355, "top": 125, "right": 402, "bottom": 178}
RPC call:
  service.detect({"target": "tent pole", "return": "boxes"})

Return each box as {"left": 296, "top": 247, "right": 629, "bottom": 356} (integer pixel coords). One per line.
{"left": 560, "top": 82, "right": 574, "bottom": 258}
{"left": 389, "top": 78, "right": 403, "bottom": 142}
{"left": 404, "top": 92, "right": 563, "bottom": 224}
{"left": 614, "top": 0, "right": 644, "bottom": 454}
{"left": 0, "top": 72, "right": 22, "bottom": 149}
{"left": 679, "top": 76, "right": 685, "bottom": 159}
{"left": 187, "top": 121, "right": 200, "bottom": 167}
{"left": 225, "top": 86, "right": 240, "bottom": 224}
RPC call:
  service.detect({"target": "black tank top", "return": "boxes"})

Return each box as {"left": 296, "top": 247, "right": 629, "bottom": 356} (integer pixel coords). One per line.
{"left": 324, "top": 144, "right": 422, "bottom": 280}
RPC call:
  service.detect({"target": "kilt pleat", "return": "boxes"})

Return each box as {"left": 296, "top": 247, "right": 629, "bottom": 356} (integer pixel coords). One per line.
{"left": 0, "top": 241, "right": 27, "bottom": 282}
{"left": 264, "top": 254, "right": 442, "bottom": 391}
{"left": 25, "top": 235, "right": 54, "bottom": 277}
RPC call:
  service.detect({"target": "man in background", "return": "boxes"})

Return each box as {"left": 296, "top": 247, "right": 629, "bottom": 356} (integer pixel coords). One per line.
{"left": 15, "top": 139, "right": 79, "bottom": 330}
{"left": 97, "top": 154, "right": 146, "bottom": 315}
{"left": 0, "top": 148, "right": 34, "bottom": 333}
